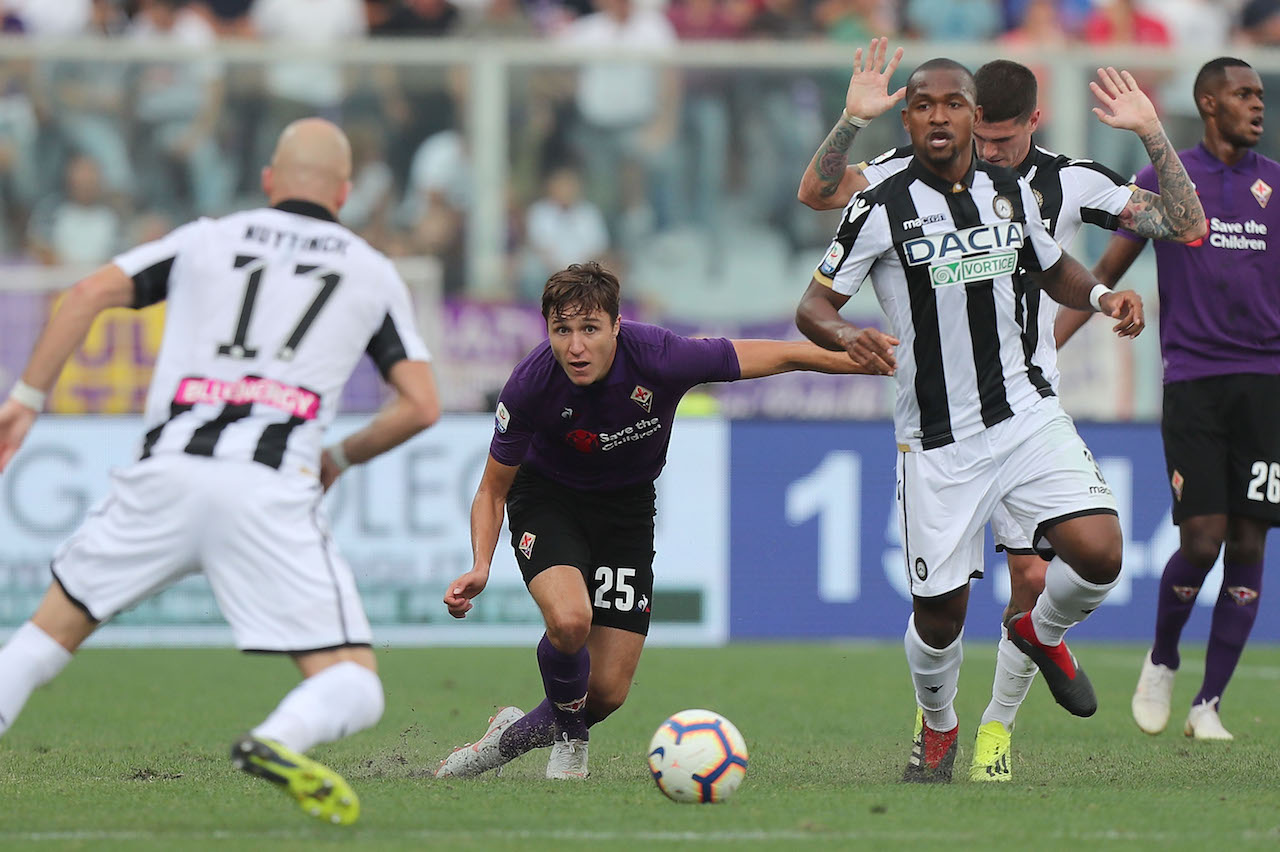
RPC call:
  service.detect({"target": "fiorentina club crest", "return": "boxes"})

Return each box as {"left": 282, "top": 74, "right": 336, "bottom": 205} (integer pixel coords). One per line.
{"left": 631, "top": 384, "right": 654, "bottom": 412}
{"left": 518, "top": 531, "right": 536, "bottom": 559}
{"left": 1252, "top": 178, "right": 1272, "bottom": 208}
{"left": 1172, "top": 585, "right": 1199, "bottom": 603}
{"left": 1227, "top": 586, "right": 1259, "bottom": 606}
{"left": 1171, "top": 470, "right": 1184, "bottom": 501}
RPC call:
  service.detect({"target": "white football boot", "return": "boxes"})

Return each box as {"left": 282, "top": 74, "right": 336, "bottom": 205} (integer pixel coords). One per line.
{"left": 546, "top": 733, "right": 589, "bottom": 780}
{"left": 1131, "top": 650, "right": 1176, "bottom": 735}
{"left": 434, "top": 706, "right": 525, "bottom": 778}
{"left": 1184, "top": 697, "right": 1234, "bottom": 741}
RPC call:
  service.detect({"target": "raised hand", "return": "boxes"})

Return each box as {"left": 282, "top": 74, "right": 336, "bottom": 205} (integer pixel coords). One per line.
{"left": 1099, "top": 289, "right": 1145, "bottom": 338}
{"left": 1090, "top": 67, "right": 1160, "bottom": 135}
{"left": 845, "top": 37, "right": 907, "bottom": 123}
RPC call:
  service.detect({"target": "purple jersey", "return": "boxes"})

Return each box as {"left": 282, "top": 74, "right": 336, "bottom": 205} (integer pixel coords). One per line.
{"left": 489, "top": 322, "right": 739, "bottom": 491}
{"left": 1120, "top": 144, "right": 1280, "bottom": 382}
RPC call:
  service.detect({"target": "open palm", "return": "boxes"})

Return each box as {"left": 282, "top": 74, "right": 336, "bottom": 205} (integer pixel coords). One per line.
{"left": 1090, "top": 67, "right": 1159, "bottom": 133}
{"left": 845, "top": 37, "right": 907, "bottom": 121}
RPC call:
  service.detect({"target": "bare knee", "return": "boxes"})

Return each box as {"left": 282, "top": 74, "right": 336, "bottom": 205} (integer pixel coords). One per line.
{"left": 1050, "top": 518, "right": 1123, "bottom": 585}
{"left": 545, "top": 607, "right": 593, "bottom": 652}
{"left": 1224, "top": 517, "right": 1267, "bottom": 565}
{"left": 587, "top": 680, "right": 631, "bottom": 722}
{"left": 1180, "top": 519, "right": 1226, "bottom": 571}
{"left": 1006, "top": 554, "right": 1048, "bottom": 616}
{"left": 294, "top": 645, "right": 377, "bottom": 679}
{"left": 912, "top": 590, "right": 967, "bottom": 648}
{"left": 30, "top": 582, "right": 97, "bottom": 653}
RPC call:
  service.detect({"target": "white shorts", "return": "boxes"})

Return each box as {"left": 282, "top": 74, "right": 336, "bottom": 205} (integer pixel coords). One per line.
{"left": 51, "top": 455, "right": 372, "bottom": 652}
{"left": 991, "top": 503, "right": 1035, "bottom": 554}
{"left": 896, "top": 398, "right": 1118, "bottom": 598}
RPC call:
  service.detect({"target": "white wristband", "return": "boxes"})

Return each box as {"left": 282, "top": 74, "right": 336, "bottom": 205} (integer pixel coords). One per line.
{"left": 325, "top": 442, "right": 351, "bottom": 472}
{"left": 1089, "top": 283, "right": 1111, "bottom": 312}
{"left": 8, "top": 380, "right": 46, "bottom": 412}
{"left": 841, "top": 110, "right": 871, "bottom": 128}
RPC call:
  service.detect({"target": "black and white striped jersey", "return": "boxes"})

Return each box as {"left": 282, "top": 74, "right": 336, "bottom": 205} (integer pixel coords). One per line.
{"left": 813, "top": 156, "right": 1063, "bottom": 450}
{"left": 856, "top": 144, "right": 1135, "bottom": 391}
{"left": 113, "top": 200, "right": 431, "bottom": 477}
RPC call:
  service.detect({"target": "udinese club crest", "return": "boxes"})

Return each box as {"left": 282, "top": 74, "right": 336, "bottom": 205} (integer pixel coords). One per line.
{"left": 993, "top": 195, "right": 1014, "bottom": 219}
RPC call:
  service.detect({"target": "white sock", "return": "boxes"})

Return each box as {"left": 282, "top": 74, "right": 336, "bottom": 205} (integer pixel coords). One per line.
{"left": 0, "top": 622, "right": 73, "bottom": 736}
{"left": 904, "top": 615, "right": 962, "bottom": 733}
{"left": 981, "top": 626, "right": 1037, "bottom": 728}
{"left": 252, "top": 662, "right": 384, "bottom": 753}
{"left": 1030, "top": 558, "right": 1119, "bottom": 646}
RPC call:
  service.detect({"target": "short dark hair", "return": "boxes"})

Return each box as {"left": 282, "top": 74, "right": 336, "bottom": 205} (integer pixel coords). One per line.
{"left": 906, "top": 58, "right": 975, "bottom": 103}
{"left": 541, "top": 261, "right": 621, "bottom": 323}
{"left": 1194, "top": 57, "right": 1255, "bottom": 115}
{"left": 975, "top": 60, "right": 1038, "bottom": 123}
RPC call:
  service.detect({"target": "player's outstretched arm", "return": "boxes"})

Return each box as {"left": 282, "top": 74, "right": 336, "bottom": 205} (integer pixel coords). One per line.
{"left": 1090, "top": 67, "right": 1207, "bottom": 243}
{"left": 321, "top": 360, "right": 440, "bottom": 489}
{"left": 1055, "top": 233, "right": 1148, "bottom": 348}
{"left": 795, "top": 279, "right": 898, "bottom": 375}
{"left": 444, "top": 455, "right": 519, "bottom": 619}
{"left": 1038, "top": 251, "right": 1145, "bottom": 339}
{"left": 731, "top": 336, "right": 897, "bottom": 379}
{"left": 0, "top": 264, "right": 134, "bottom": 473}
{"left": 797, "top": 36, "right": 903, "bottom": 210}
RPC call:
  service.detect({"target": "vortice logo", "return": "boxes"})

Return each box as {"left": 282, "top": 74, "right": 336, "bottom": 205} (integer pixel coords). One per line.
{"left": 928, "top": 252, "right": 1018, "bottom": 287}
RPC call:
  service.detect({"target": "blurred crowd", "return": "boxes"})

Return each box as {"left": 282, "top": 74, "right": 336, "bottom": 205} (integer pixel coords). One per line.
{"left": 0, "top": 0, "right": 1277, "bottom": 306}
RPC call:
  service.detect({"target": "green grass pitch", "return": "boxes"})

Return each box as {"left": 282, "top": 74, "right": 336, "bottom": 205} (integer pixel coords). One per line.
{"left": 1, "top": 642, "right": 1277, "bottom": 851}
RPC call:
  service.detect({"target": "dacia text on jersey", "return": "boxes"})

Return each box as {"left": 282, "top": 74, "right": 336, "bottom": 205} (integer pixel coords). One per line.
{"left": 599, "top": 417, "right": 661, "bottom": 451}
{"left": 243, "top": 225, "right": 350, "bottom": 254}
{"left": 903, "top": 222, "right": 1024, "bottom": 288}
{"left": 1208, "top": 217, "right": 1267, "bottom": 250}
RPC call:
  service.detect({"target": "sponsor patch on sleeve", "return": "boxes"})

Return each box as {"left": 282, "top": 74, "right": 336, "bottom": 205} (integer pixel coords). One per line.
{"left": 818, "top": 241, "right": 845, "bottom": 276}
{"left": 495, "top": 401, "right": 510, "bottom": 433}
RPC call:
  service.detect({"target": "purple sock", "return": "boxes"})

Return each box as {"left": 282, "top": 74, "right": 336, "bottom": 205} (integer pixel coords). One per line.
{"left": 1194, "top": 561, "right": 1262, "bottom": 708}
{"left": 1151, "top": 550, "right": 1213, "bottom": 669}
{"left": 497, "top": 634, "right": 589, "bottom": 759}
{"left": 538, "top": 634, "right": 590, "bottom": 740}
{"left": 497, "top": 699, "right": 607, "bottom": 760}
{"left": 499, "top": 700, "right": 557, "bottom": 759}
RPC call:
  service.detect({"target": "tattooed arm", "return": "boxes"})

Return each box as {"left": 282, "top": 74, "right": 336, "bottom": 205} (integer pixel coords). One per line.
{"left": 797, "top": 37, "right": 905, "bottom": 210}
{"left": 1090, "top": 67, "right": 1207, "bottom": 242}
{"left": 798, "top": 117, "right": 872, "bottom": 210}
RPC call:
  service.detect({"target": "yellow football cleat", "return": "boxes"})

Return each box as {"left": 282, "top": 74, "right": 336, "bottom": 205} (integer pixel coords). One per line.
{"left": 969, "top": 720, "right": 1012, "bottom": 782}
{"left": 231, "top": 735, "right": 360, "bottom": 825}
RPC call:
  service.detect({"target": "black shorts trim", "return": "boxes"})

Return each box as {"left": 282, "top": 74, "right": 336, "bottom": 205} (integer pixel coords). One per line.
{"left": 912, "top": 577, "right": 976, "bottom": 603}
{"left": 242, "top": 642, "right": 373, "bottom": 656}
{"left": 50, "top": 568, "right": 100, "bottom": 623}
{"left": 995, "top": 544, "right": 1044, "bottom": 558}
{"left": 591, "top": 620, "right": 650, "bottom": 638}
{"left": 1032, "top": 507, "right": 1119, "bottom": 555}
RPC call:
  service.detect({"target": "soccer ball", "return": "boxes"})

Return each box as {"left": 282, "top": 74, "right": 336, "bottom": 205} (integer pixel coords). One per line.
{"left": 646, "top": 709, "right": 749, "bottom": 803}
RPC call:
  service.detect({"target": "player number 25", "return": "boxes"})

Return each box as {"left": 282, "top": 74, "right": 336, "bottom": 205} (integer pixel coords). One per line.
{"left": 593, "top": 566, "right": 635, "bottom": 611}
{"left": 1246, "top": 461, "right": 1280, "bottom": 504}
